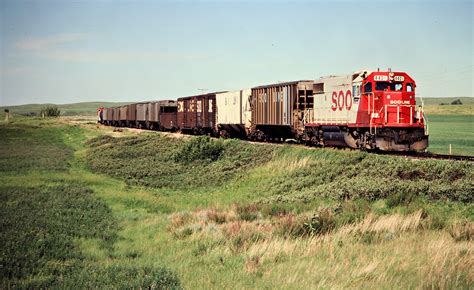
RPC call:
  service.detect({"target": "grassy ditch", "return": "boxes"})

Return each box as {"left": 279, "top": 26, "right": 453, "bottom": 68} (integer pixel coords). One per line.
{"left": 86, "top": 134, "right": 473, "bottom": 204}
{"left": 0, "top": 119, "right": 181, "bottom": 288}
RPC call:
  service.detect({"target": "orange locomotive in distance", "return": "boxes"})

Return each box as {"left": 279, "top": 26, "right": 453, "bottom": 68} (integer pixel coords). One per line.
{"left": 99, "top": 69, "right": 429, "bottom": 152}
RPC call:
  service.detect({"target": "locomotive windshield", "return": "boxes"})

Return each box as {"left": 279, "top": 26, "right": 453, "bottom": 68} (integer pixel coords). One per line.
{"left": 375, "top": 82, "right": 403, "bottom": 91}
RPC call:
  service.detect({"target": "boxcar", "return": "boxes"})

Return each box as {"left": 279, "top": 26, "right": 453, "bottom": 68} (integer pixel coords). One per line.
{"left": 126, "top": 104, "right": 137, "bottom": 127}
{"left": 216, "top": 89, "right": 251, "bottom": 138}
{"left": 157, "top": 100, "right": 178, "bottom": 130}
{"left": 250, "top": 80, "right": 314, "bottom": 140}
{"left": 144, "top": 100, "right": 177, "bottom": 130}
{"left": 136, "top": 102, "right": 149, "bottom": 128}
{"left": 119, "top": 106, "right": 128, "bottom": 127}
{"left": 103, "top": 107, "right": 112, "bottom": 125}
{"left": 177, "top": 93, "right": 222, "bottom": 134}
{"left": 112, "top": 107, "right": 120, "bottom": 126}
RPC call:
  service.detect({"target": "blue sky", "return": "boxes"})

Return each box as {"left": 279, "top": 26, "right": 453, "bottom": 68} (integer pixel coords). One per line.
{"left": 0, "top": 0, "right": 472, "bottom": 106}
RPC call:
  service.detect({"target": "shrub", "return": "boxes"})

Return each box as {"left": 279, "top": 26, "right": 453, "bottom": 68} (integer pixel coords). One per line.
{"left": 173, "top": 136, "right": 224, "bottom": 163}
{"left": 40, "top": 105, "right": 61, "bottom": 117}
{"left": 451, "top": 99, "right": 463, "bottom": 105}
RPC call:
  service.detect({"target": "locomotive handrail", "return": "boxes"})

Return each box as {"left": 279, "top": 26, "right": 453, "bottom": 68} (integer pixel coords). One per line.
{"left": 366, "top": 92, "right": 376, "bottom": 134}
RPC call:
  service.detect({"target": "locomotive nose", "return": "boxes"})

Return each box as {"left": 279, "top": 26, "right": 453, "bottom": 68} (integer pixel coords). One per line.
{"left": 383, "top": 91, "right": 413, "bottom": 125}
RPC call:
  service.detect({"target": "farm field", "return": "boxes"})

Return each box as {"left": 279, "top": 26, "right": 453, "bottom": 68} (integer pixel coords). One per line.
{"left": 426, "top": 115, "right": 474, "bottom": 155}
{"left": 1, "top": 117, "right": 473, "bottom": 289}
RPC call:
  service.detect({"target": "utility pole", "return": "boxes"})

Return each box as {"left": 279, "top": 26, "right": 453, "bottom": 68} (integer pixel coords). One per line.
{"left": 4, "top": 109, "right": 9, "bottom": 122}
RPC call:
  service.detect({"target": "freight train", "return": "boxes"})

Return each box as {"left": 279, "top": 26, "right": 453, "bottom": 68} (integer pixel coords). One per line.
{"left": 98, "top": 69, "right": 429, "bottom": 151}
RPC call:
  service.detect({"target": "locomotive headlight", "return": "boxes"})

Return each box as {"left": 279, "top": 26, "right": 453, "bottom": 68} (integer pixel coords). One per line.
{"left": 387, "top": 95, "right": 391, "bottom": 99}
{"left": 409, "top": 95, "right": 413, "bottom": 99}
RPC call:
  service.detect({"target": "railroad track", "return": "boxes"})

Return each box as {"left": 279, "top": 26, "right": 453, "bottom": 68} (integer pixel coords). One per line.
{"left": 380, "top": 151, "right": 474, "bottom": 162}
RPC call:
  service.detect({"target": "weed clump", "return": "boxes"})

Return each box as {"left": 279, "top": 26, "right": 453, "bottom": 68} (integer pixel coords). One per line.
{"left": 448, "top": 220, "right": 473, "bottom": 241}
{"left": 174, "top": 136, "right": 224, "bottom": 163}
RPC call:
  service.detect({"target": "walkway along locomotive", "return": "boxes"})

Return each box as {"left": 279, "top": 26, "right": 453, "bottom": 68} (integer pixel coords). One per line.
{"left": 98, "top": 69, "right": 429, "bottom": 152}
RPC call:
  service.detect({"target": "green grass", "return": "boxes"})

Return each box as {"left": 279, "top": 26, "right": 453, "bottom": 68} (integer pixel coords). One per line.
{"left": 0, "top": 120, "right": 181, "bottom": 288}
{"left": 426, "top": 115, "right": 474, "bottom": 155}
{"left": 86, "top": 134, "right": 473, "bottom": 204}
{"left": 413, "top": 97, "right": 474, "bottom": 155}
{"left": 1, "top": 117, "right": 473, "bottom": 289}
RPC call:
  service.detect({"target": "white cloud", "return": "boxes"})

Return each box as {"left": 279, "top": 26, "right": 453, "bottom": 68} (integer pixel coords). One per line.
{"left": 16, "top": 33, "right": 91, "bottom": 51}
{"left": 14, "top": 33, "right": 205, "bottom": 63}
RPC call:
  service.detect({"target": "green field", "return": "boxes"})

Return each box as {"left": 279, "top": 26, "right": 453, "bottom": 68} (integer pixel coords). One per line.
{"left": 1, "top": 117, "right": 472, "bottom": 289}
{"left": 426, "top": 115, "right": 474, "bottom": 155}
{"left": 0, "top": 101, "right": 130, "bottom": 117}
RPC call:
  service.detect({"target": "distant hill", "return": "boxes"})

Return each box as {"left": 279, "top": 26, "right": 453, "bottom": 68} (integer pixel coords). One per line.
{"left": 0, "top": 102, "right": 131, "bottom": 117}
{"left": 416, "top": 97, "right": 474, "bottom": 115}
{"left": 416, "top": 97, "right": 474, "bottom": 106}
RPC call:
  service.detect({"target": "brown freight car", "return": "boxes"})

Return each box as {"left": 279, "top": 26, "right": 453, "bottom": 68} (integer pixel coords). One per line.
{"left": 112, "top": 107, "right": 120, "bottom": 126}
{"left": 250, "top": 81, "right": 314, "bottom": 141}
{"left": 157, "top": 100, "right": 178, "bottom": 130}
{"left": 177, "top": 93, "right": 223, "bottom": 134}
{"left": 126, "top": 103, "right": 137, "bottom": 127}
{"left": 145, "top": 100, "right": 178, "bottom": 130}
{"left": 118, "top": 105, "right": 128, "bottom": 127}
{"left": 136, "top": 102, "right": 149, "bottom": 129}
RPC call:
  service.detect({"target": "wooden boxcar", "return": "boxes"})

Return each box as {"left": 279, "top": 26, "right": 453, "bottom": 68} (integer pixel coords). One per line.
{"left": 177, "top": 93, "right": 222, "bottom": 134}
{"left": 251, "top": 81, "right": 314, "bottom": 140}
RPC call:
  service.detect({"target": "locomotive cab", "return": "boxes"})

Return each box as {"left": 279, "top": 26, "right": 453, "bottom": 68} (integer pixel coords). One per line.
{"left": 360, "top": 71, "right": 428, "bottom": 151}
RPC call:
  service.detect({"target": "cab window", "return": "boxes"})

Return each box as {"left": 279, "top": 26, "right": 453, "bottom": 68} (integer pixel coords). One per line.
{"left": 375, "top": 82, "right": 403, "bottom": 91}
{"left": 406, "top": 83, "right": 413, "bottom": 92}
{"left": 363, "top": 82, "right": 372, "bottom": 93}
{"left": 352, "top": 85, "right": 361, "bottom": 103}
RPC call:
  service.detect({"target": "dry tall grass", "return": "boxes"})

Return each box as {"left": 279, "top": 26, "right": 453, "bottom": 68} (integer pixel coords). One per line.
{"left": 168, "top": 207, "right": 474, "bottom": 288}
